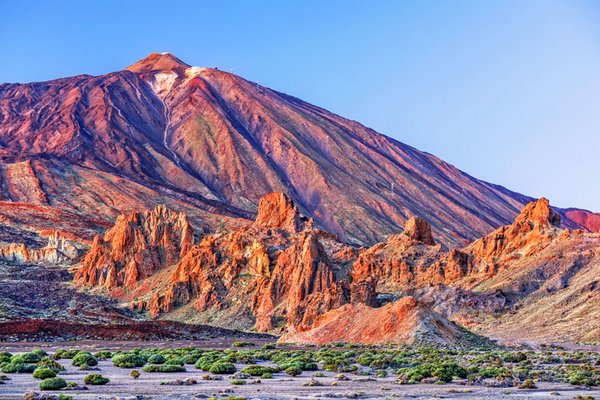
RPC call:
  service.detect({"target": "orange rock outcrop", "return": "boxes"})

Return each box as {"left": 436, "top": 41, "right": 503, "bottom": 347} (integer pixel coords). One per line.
{"left": 75, "top": 205, "right": 193, "bottom": 288}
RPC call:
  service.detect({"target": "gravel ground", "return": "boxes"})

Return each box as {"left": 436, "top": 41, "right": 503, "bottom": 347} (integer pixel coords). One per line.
{"left": 1, "top": 357, "right": 599, "bottom": 400}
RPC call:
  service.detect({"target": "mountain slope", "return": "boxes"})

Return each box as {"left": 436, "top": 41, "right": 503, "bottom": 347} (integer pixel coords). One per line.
{"left": 0, "top": 52, "right": 596, "bottom": 245}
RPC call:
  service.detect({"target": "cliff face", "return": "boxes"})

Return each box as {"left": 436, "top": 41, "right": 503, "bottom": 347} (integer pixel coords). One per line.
{"left": 0, "top": 231, "right": 79, "bottom": 264}
{"left": 74, "top": 205, "right": 194, "bottom": 288}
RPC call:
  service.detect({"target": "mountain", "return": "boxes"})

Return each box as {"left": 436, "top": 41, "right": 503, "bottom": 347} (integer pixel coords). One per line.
{"left": 1, "top": 52, "right": 597, "bottom": 247}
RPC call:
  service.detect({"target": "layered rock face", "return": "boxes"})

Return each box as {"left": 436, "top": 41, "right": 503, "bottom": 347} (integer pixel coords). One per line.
{"left": 2, "top": 52, "right": 595, "bottom": 247}
{"left": 350, "top": 216, "right": 447, "bottom": 292}
{"left": 279, "top": 296, "right": 487, "bottom": 346}
{"left": 253, "top": 192, "right": 310, "bottom": 233}
{"left": 74, "top": 205, "right": 194, "bottom": 288}
{"left": 0, "top": 231, "right": 79, "bottom": 264}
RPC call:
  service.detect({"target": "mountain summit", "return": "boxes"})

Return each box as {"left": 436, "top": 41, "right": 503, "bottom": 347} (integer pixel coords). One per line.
{"left": 126, "top": 52, "right": 191, "bottom": 73}
{"left": 0, "top": 53, "right": 596, "bottom": 246}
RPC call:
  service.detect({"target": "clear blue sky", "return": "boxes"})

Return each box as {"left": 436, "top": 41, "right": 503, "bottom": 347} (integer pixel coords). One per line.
{"left": 2, "top": 1, "right": 599, "bottom": 211}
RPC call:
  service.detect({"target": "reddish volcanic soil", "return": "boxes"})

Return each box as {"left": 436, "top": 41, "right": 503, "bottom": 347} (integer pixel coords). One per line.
{"left": 565, "top": 208, "right": 600, "bottom": 232}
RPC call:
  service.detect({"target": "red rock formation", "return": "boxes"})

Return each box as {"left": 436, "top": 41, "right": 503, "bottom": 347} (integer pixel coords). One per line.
{"left": 279, "top": 296, "right": 480, "bottom": 346}
{"left": 75, "top": 205, "right": 193, "bottom": 288}
{"left": 403, "top": 216, "right": 435, "bottom": 245}
{"left": 144, "top": 194, "right": 349, "bottom": 332}
{"left": 77, "top": 193, "right": 351, "bottom": 333}
{"left": 350, "top": 199, "right": 571, "bottom": 291}
{"left": 253, "top": 231, "right": 348, "bottom": 332}
{"left": 253, "top": 192, "right": 309, "bottom": 233}
{"left": 73, "top": 193, "right": 600, "bottom": 344}
{"left": 350, "top": 216, "right": 446, "bottom": 291}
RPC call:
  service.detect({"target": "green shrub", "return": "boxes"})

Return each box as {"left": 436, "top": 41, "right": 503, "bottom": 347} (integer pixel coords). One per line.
{"left": 84, "top": 373, "right": 110, "bottom": 385}
{"left": 2, "top": 363, "right": 36, "bottom": 373}
{"left": 53, "top": 349, "right": 79, "bottom": 360}
{"left": 195, "top": 354, "right": 223, "bottom": 371}
{"left": 32, "top": 349, "right": 48, "bottom": 357}
{"left": 285, "top": 366, "right": 302, "bottom": 376}
{"left": 36, "top": 357, "right": 65, "bottom": 372}
{"left": 130, "top": 370, "right": 140, "bottom": 379}
{"left": 165, "top": 357, "right": 185, "bottom": 366}
{"left": 147, "top": 354, "right": 167, "bottom": 364}
{"left": 568, "top": 370, "right": 597, "bottom": 386}
{"left": 94, "top": 351, "right": 113, "bottom": 360}
{"left": 241, "top": 365, "right": 275, "bottom": 376}
{"left": 433, "top": 363, "right": 467, "bottom": 383}
{"left": 209, "top": 361, "right": 236, "bottom": 374}
{"left": 112, "top": 353, "right": 146, "bottom": 368}
{"left": 10, "top": 352, "right": 41, "bottom": 364}
{"left": 0, "top": 352, "right": 12, "bottom": 363}
{"left": 72, "top": 352, "right": 98, "bottom": 367}
{"left": 39, "top": 377, "right": 67, "bottom": 390}
{"left": 504, "top": 352, "right": 528, "bottom": 363}
{"left": 33, "top": 368, "right": 57, "bottom": 379}
{"left": 143, "top": 364, "right": 186, "bottom": 373}
{"left": 230, "top": 379, "right": 246, "bottom": 385}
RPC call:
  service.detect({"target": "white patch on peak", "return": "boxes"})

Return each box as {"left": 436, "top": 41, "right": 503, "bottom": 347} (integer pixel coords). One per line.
{"left": 150, "top": 71, "right": 177, "bottom": 98}
{"left": 185, "top": 66, "right": 207, "bottom": 78}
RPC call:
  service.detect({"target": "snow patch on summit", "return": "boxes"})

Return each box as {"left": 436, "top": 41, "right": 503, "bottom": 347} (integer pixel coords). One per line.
{"left": 185, "top": 66, "right": 207, "bottom": 78}
{"left": 150, "top": 72, "right": 177, "bottom": 98}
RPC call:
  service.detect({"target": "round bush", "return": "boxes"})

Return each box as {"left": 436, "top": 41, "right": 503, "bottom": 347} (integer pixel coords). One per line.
{"left": 285, "top": 366, "right": 302, "bottom": 376}
{"left": 11, "top": 352, "right": 41, "bottom": 364}
{"left": 209, "top": 361, "right": 236, "bottom": 374}
{"left": 84, "top": 373, "right": 110, "bottom": 385}
{"left": 241, "top": 365, "right": 275, "bottom": 376}
{"left": 52, "top": 349, "right": 79, "bottom": 360}
{"left": 162, "top": 364, "right": 186, "bottom": 373}
{"left": 33, "top": 368, "right": 57, "bottom": 380}
{"left": 2, "top": 363, "right": 36, "bottom": 373}
{"left": 147, "top": 354, "right": 167, "bottom": 364}
{"left": 165, "top": 357, "right": 185, "bottom": 366}
{"left": 94, "top": 351, "right": 113, "bottom": 360}
{"left": 112, "top": 353, "right": 146, "bottom": 368}
{"left": 142, "top": 364, "right": 185, "bottom": 373}
{"left": 36, "top": 357, "right": 65, "bottom": 372}
{"left": 39, "top": 377, "right": 67, "bottom": 391}
{"left": 72, "top": 352, "right": 97, "bottom": 367}
{"left": 130, "top": 370, "right": 140, "bottom": 379}
{"left": 194, "top": 355, "right": 222, "bottom": 371}
{"left": 0, "top": 352, "right": 12, "bottom": 363}
{"left": 32, "top": 349, "right": 48, "bottom": 357}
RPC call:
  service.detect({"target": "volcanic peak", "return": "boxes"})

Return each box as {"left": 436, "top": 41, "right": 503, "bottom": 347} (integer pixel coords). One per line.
{"left": 125, "top": 52, "right": 191, "bottom": 73}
